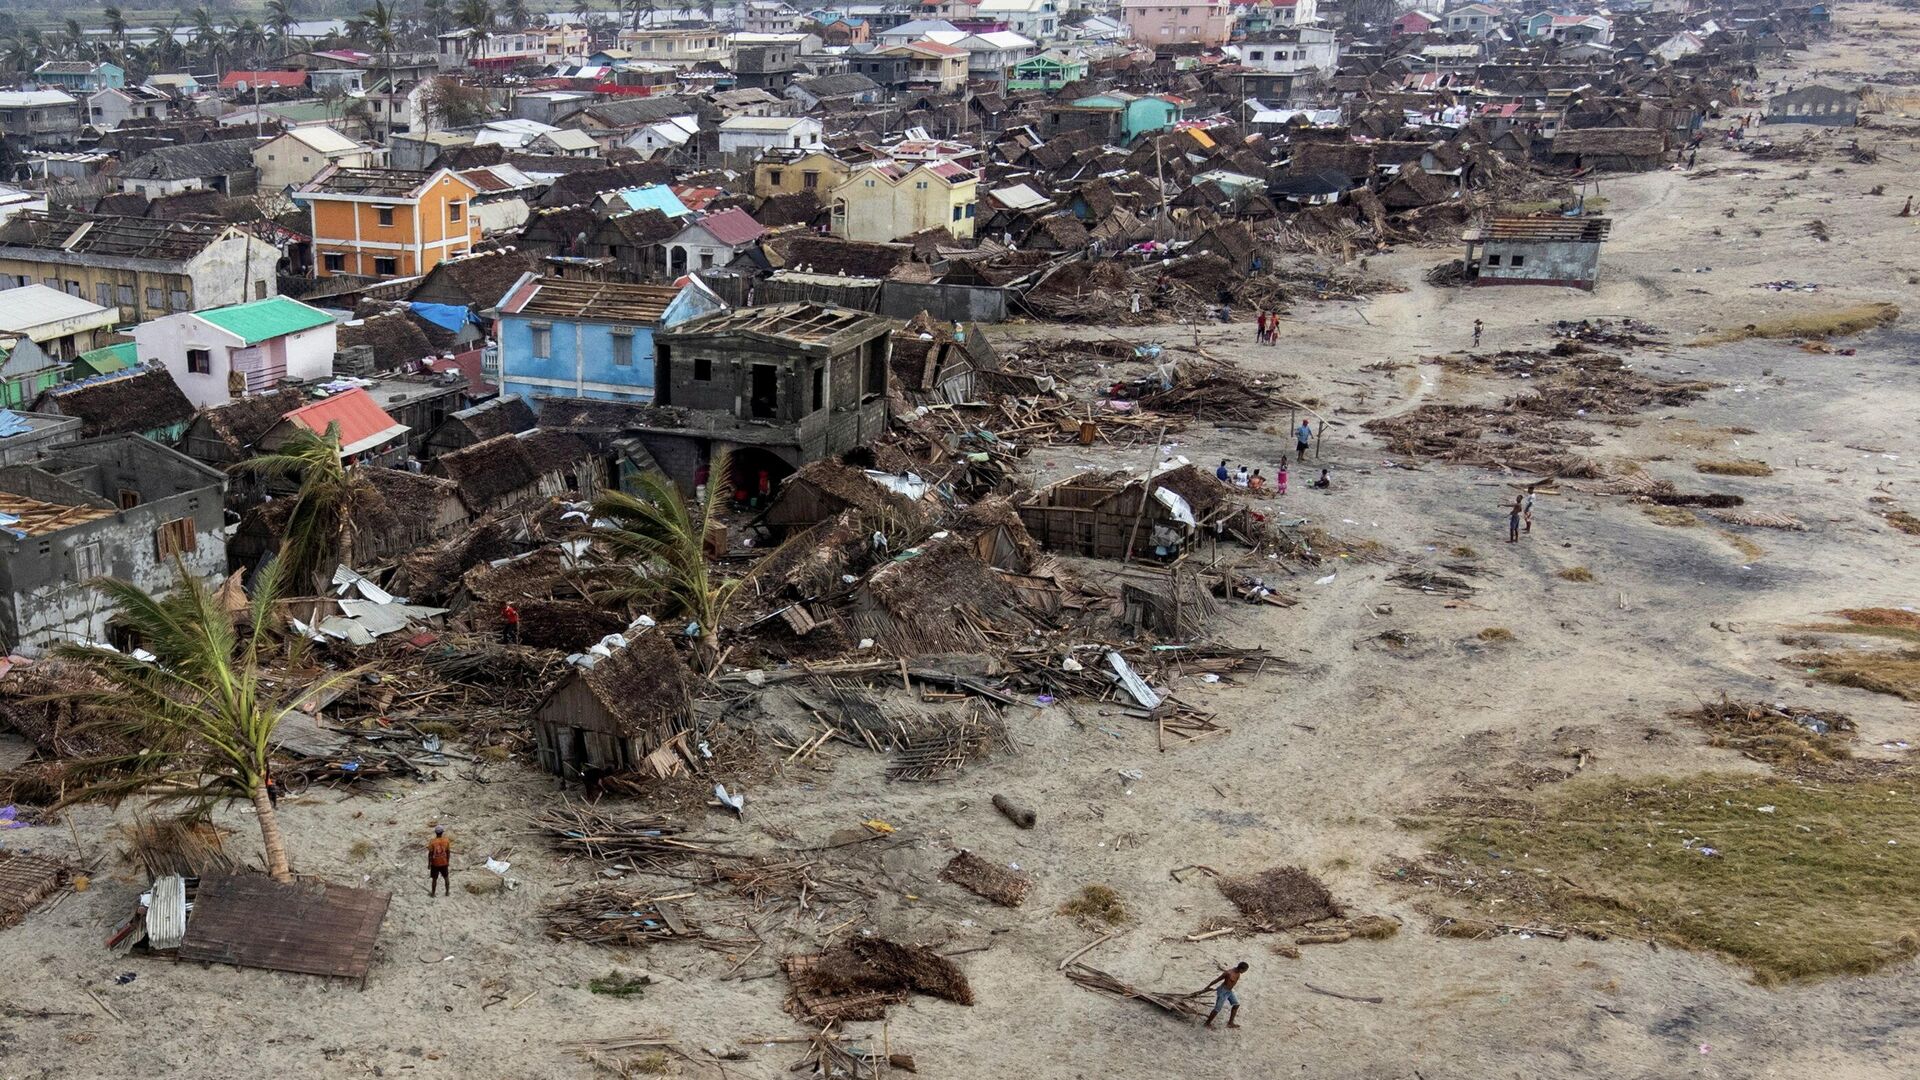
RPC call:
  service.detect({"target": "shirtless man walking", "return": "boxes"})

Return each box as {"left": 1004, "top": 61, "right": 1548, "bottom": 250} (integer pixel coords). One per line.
{"left": 1203, "top": 961, "right": 1249, "bottom": 1029}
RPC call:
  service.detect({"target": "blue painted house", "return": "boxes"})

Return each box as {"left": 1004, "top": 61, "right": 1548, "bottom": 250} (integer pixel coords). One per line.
{"left": 32, "top": 61, "right": 125, "bottom": 93}
{"left": 1067, "top": 91, "right": 1190, "bottom": 143}
{"left": 495, "top": 274, "right": 726, "bottom": 407}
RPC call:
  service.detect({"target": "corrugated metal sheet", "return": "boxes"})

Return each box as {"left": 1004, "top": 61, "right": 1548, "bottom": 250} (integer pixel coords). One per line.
{"left": 177, "top": 873, "right": 390, "bottom": 981}
{"left": 1106, "top": 650, "right": 1160, "bottom": 709}
{"left": 145, "top": 875, "right": 188, "bottom": 950}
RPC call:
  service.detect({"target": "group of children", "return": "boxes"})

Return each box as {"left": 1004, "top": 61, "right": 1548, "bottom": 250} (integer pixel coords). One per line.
{"left": 1217, "top": 457, "right": 1330, "bottom": 495}
{"left": 1253, "top": 311, "right": 1283, "bottom": 345}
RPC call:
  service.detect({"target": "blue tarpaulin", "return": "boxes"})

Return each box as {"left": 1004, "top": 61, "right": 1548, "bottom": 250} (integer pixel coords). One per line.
{"left": 0, "top": 411, "right": 33, "bottom": 439}
{"left": 406, "top": 302, "right": 477, "bottom": 332}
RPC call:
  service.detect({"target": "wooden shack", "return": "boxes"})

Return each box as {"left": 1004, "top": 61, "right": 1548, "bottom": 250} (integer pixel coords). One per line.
{"left": 764, "top": 459, "right": 928, "bottom": 537}
{"left": 533, "top": 632, "right": 693, "bottom": 778}
{"left": 1015, "top": 464, "right": 1245, "bottom": 561}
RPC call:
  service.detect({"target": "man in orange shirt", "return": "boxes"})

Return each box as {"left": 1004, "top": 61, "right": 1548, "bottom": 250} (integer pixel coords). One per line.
{"left": 427, "top": 825, "right": 452, "bottom": 897}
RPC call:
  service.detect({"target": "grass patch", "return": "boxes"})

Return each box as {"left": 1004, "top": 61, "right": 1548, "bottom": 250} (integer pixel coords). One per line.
{"left": 1695, "top": 459, "right": 1775, "bottom": 477}
{"left": 1059, "top": 884, "right": 1128, "bottom": 925}
{"left": 1789, "top": 648, "right": 1920, "bottom": 701}
{"left": 1556, "top": 566, "right": 1595, "bottom": 582}
{"left": 414, "top": 721, "right": 461, "bottom": 739}
{"left": 1642, "top": 505, "right": 1699, "bottom": 528}
{"left": 1883, "top": 510, "right": 1920, "bottom": 536}
{"left": 477, "top": 745, "right": 512, "bottom": 763}
{"left": 588, "top": 971, "right": 653, "bottom": 998}
{"left": 1477, "top": 627, "right": 1516, "bottom": 642}
{"left": 1408, "top": 772, "right": 1920, "bottom": 983}
{"left": 348, "top": 840, "right": 376, "bottom": 860}
{"left": 1800, "top": 608, "right": 1920, "bottom": 646}
{"left": 1720, "top": 532, "right": 1766, "bottom": 561}
{"left": 1450, "top": 545, "right": 1479, "bottom": 558}
{"left": 1691, "top": 302, "right": 1899, "bottom": 346}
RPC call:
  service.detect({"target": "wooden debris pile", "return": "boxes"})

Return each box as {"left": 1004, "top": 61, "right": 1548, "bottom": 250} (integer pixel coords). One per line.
{"left": 783, "top": 938, "right": 973, "bottom": 1024}
{"left": 1680, "top": 697, "right": 1855, "bottom": 770}
{"left": 124, "top": 817, "right": 235, "bottom": 881}
{"left": 542, "top": 885, "right": 703, "bottom": 947}
{"left": 1218, "top": 866, "right": 1342, "bottom": 932}
{"left": 0, "top": 851, "right": 67, "bottom": 930}
{"left": 939, "top": 849, "right": 1033, "bottom": 907}
{"left": 1135, "top": 359, "right": 1287, "bottom": 424}
{"left": 533, "top": 804, "right": 725, "bottom": 871}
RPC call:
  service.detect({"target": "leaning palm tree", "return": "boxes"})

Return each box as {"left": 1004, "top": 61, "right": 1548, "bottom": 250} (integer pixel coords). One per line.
{"left": 503, "top": 0, "right": 534, "bottom": 31}
{"left": 235, "top": 424, "right": 369, "bottom": 595}
{"left": 587, "top": 453, "right": 740, "bottom": 668}
{"left": 3, "top": 29, "right": 45, "bottom": 73}
{"left": 265, "top": 0, "right": 295, "bottom": 54}
{"left": 457, "top": 0, "right": 497, "bottom": 35}
{"left": 104, "top": 6, "right": 129, "bottom": 48}
{"left": 55, "top": 558, "right": 321, "bottom": 882}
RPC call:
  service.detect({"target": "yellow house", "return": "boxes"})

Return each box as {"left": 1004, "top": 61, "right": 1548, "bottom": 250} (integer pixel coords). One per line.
{"left": 830, "top": 160, "right": 978, "bottom": 243}
{"left": 753, "top": 148, "right": 853, "bottom": 199}
{"left": 297, "top": 165, "right": 483, "bottom": 280}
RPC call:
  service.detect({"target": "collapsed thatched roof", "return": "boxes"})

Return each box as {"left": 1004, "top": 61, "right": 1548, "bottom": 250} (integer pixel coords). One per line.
{"left": 1550, "top": 126, "right": 1667, "bottom": 157}
{"left": 191, "top": 387, "right": 308, "bottom": 459}
{"left": 558, "top": 632, "right": 693, "bottom": 737}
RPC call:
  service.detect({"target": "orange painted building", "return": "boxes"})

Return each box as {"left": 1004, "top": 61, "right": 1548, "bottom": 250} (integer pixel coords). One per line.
{"left": 297, "top": 165, "right": 483, "bottom": 280}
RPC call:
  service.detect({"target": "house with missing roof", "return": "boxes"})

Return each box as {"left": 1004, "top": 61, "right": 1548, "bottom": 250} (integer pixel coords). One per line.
{"left": 114, "top": 138, "right": 260, "bottom": 199}
{"left": 0, "top": 434, "right": 226, "bottom": 654}
{"left": 296, "top": 166, "right": 484, "bottom": 280}
{"left": 86, "top": 85, "right": 172, "bottom": 131}
{"left": 132, "top": 297, "right": 338, "bottom": 409}
{"left": 0, "top": 210, "right": 281, "bottom": 324}
{"left": 495, "top": 274, "right": 728, "bottom": 407}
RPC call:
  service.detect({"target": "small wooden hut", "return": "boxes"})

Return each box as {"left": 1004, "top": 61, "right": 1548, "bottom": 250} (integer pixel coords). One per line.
{"left": 532, "top": 633, "right": 693, "bottom": 778}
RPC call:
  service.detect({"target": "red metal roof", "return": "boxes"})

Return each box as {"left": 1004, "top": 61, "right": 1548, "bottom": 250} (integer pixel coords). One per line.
{"left": 219, "top": 70, "right": 308, "bottom": 90}
{"left": 673, "top": 185, "right": 723, "bottom": 211}
{"left": 282, "top": 388, "right": 407, "bottom": 455}
{"left": 696, "top": 207, "right": 765, "bottom": 247}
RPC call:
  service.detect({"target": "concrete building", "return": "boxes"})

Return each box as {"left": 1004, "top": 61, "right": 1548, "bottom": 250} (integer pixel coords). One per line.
{"left": 1121, "top": 0, "right": 1235, "bottom": 48}
{"left": 114, "top": 139, "right": 259, "bottom": 199}
{"left": 436, "top": 25, "right": 593, "bottom": 69}
{"left": 1445, "top": 3, "right": 1505, "bottom": 36}
{"left": 616, "top": 26, "right": 732, "bottom": 66}
{"left": 30, "top": 61, "right": 124, "bottom": 93}
{"left": 718, "top": 115, "right": 825, "bottom": 155}
{"left": 664, "top": 208, "right": 767, "bottom": 276}
{"left": 0, "top": 211, "right": 280, "bottom": 324}
{"left": 254, "top": 127, "right": 375, "bottom": 191}
{"left": 1465, "top": 217, "right": 1612, "bottom": 291}
{"left": 830, "top": 160, "right": 979, "bottom": 242}
{"left": 0, "top": 91, "right": 83, "bottom": 152}
{"left": 1766, "top": 85, "right": 1861, "bottom": 126}
{"left": 132, "top": 297, "right": 338, "bottom": 409}
{"left": 0, "top": 408, "right": 81, "bottom": 465}
{"left": 974, "top": 0, "right": 1062, "bottom": 41}
{"left": 296, "top": 166, "right": 484, "bottom": 280}
{"left": 872, "top": 40, "right": 971, "bottom": 94}
{"left": 86, "top": 86, "right": 172, "bottom": 130}
{"left": 641, "top": 302, "right": 895, "bottom": 490}
{"left": 753, "top": 148, "right": 854, "bottom": 198}
{"left": 745, "top": 1, "right": 808, "bottom": 33}
{"left": 1237, "top": 26, "right": 1339, "bottom": 78}
{"left": 0, "top": 286, "right": 119, "bottom": 363}
{"left": 0, "top": 434, "right": 226, "bottom": 654}
{"left": 495, "top": 275, "right": 728, "bottom": 405}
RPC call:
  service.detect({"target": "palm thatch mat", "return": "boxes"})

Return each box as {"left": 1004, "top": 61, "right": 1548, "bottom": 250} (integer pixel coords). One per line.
{"left": 1217, "top": 866, "right": 1341, "bottom": 932}
{"left": 939, "top": 849, "right": 1032, "bottom": 907}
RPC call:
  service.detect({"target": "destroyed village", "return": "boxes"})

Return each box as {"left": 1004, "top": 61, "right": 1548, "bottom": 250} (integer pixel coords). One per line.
{"left": 2, "top": 0, "right": 1920, "bottom": 1075}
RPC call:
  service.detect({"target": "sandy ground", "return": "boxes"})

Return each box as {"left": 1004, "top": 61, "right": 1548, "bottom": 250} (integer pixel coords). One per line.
{"left": 8, "top": 10, "right": 1920, "bottom": 1080}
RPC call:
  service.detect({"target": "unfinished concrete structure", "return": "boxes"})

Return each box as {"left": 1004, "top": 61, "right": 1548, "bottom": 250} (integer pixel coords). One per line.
{"left": 1765, "top": 84, "right": 1859, "bottom": 126}
{"left": 0, "top": 435, "right": 226, "bottom": 653}
{"left": 1464, "top": 217, "right": 1613, "bottom": 290}
{"left": 643, "top": 303, "right": 895, "bottom": 492}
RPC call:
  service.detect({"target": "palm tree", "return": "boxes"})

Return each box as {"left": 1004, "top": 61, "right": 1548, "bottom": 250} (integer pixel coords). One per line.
{"left": 422, "top": 0, "right": 452, "bottom": 34}
{"left": 698, "top": 0, "right": 715, "bottom": 22}
{"left": 235, "top": 425, "right": 370, "bottom": 596}
{"left": 60, "top": 19, "right": 85, "bottom": 59}
{"left": 265, "top": 0, "right": 296, "bottom": 56}
{"left": 503, "top": 0, "right": 534, "bottom": 30}
{"left": 587, "top": 453, "right": 740, "bottom": 668}
{"left": 105, "top": 6, "right": 129, "bottom": 46}
{"left": 3, "top": 29, "right": 45, "bottom": 73}
{"left": 457, "top": 0, "right": 497, "bottom": 35}
{"left": 54, "top": 558, "right": 323, "bottom": 883}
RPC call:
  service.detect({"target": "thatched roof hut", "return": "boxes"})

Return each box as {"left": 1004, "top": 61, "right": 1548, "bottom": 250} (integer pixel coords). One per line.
{"left": 532, "top": 633, "right": 693, "bottom": 777}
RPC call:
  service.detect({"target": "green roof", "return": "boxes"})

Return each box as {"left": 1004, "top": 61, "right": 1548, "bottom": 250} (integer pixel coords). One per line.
{"left": 268, "top": 102, "right": 341, "bottom": 124}
{"left": 195, "top": 297, "right": 334, "bottom": 344}
{"left": 73, "top": 341, "right": 137, "bottom": 375}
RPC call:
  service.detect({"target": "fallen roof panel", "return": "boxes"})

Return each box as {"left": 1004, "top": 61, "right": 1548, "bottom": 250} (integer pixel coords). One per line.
{"left": 177, "top": 873, "right": 391, "bottom": 980}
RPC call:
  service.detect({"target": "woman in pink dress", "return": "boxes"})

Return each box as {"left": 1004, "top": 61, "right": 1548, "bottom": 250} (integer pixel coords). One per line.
{"left": 1276, "top": 458, "right": 1289, "bottom": 496}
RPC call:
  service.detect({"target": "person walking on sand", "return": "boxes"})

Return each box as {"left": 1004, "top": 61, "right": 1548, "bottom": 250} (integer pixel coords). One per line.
{"left": 1296, "top": 420, "right": 1313, "bottom": 461}
{"left": 1508, "top": 496, "right": 1523, "bottom": 543}
{"left": 1203, "top": 962, "right": 1249, "bottom": 1029}
{"left": 1472, "top": 319, "right": 1483, "bottom": 347}
{"left": 1276, "top": 458, "right": 1288, "bottom": 496}
{"left": 428, "top": 825, "right": 452, "bottom": 897}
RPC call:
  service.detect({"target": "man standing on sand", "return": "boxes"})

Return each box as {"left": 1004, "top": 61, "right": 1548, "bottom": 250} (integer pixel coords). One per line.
{"left": 1524, "top": 486, "right": 1537, "bottom": 534}
{"left": 1203, "top": 962, "right": 1249, "bottom": 1029}
{"left": 1296, "top": 420, "right": 1313, "bottom": 462}
{"left": 1473, "top": 319, "right": 1483, "bottom": 347}
{"left": 1509, "top": 496, "right": 1523, "bottom": 543}
{"left": 428, "top": 825, "right": 452, "bottom": 897}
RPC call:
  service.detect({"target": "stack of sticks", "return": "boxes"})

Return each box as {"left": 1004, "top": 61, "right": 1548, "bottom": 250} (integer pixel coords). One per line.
{"left": 541, "top": 885, "right": 703, "bottom": 947}
{"left": 1063, "top": 962, "right": 1209, "bottom": 1020}
{"left": 533, "top": 804, "right": 727, "bottom": 871}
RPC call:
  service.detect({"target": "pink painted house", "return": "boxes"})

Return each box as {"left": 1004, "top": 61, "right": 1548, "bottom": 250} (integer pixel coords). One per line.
{"left": 1121, "top": 0, "right": 1236, "bottom": 48}
{"left": 1392, "top": 10, "right": 1438, "bottom": 35}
